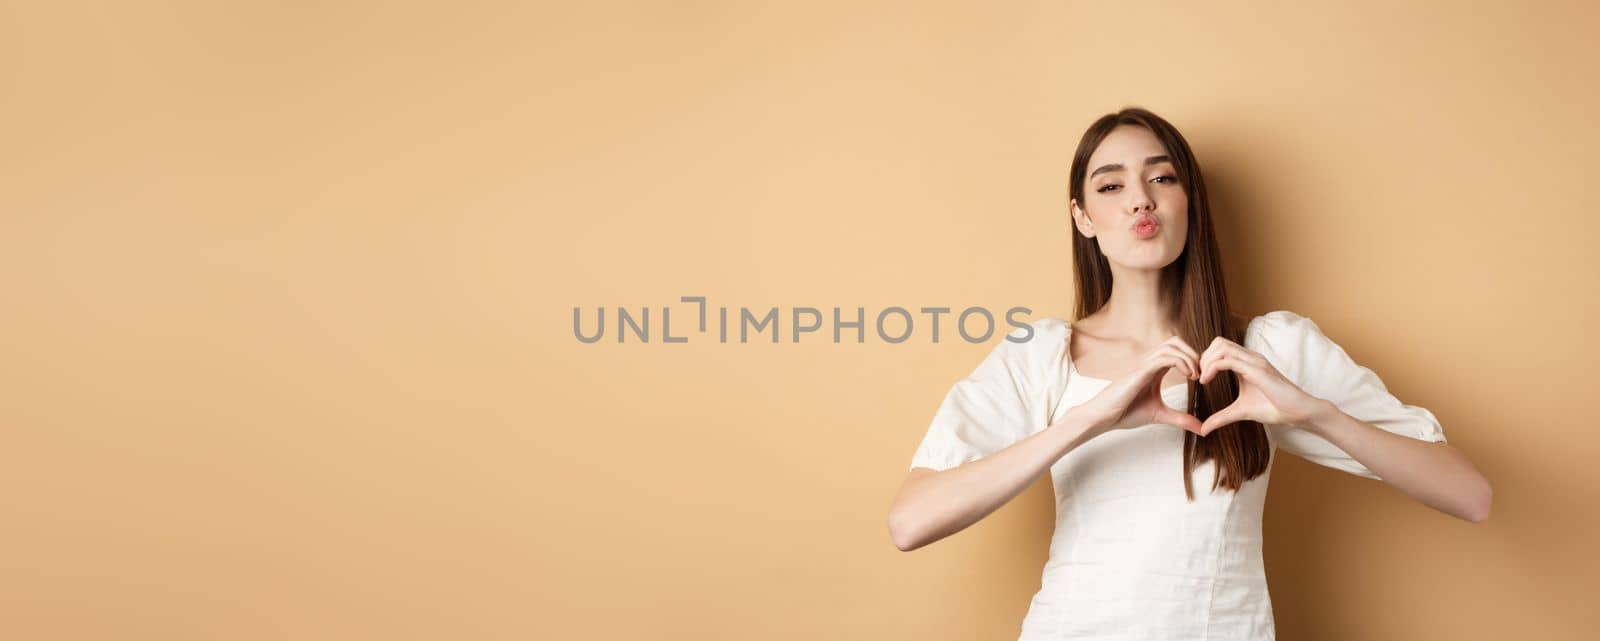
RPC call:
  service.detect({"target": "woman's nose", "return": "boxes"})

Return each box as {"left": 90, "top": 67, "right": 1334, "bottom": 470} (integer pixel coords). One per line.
{"left": 1127, "top": 185, "right": 1155, "bottom": 213}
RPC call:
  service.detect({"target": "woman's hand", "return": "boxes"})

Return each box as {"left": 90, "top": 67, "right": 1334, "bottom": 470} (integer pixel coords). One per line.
{"left": 1071, "top": 336, "right": 1204, "bottom": 438}
{"left": 1195, "top": 335, "right": 1327, "bottom": 435}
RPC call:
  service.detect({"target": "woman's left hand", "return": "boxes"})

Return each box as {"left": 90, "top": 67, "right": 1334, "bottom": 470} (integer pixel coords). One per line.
{"left": 1196, "top": 336, "right": 1329, "bottom": 435}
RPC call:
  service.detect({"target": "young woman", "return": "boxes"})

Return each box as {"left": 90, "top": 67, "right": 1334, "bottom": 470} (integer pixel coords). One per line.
{"left": 885, "top": 107, "right": 1492, "bottom": 640}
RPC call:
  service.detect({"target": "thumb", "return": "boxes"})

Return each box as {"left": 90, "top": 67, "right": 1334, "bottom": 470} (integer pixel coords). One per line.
{"left": 1201, "top": 403, "right": 1247, "bottom": 436}
{"left": 1156, "top": 406, "right": 1203, "bottom": 435}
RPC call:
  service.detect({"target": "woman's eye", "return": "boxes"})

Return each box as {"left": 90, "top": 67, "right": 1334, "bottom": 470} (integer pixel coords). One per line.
{"left": 1097, "top": 175, "right": 1176, "bottom": 193}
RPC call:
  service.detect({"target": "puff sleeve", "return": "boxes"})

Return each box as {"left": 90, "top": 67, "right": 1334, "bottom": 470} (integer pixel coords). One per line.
{"left": 1248, "top": 310, "right": 1448, "bottom": 480}
{"left": 907, "top": 319, "right": 1067, "bottom": 472}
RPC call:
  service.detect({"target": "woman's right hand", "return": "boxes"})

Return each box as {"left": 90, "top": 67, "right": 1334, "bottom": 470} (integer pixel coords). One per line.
{"left": 1070, "top": 336, "right": 1205, "bottom": 438}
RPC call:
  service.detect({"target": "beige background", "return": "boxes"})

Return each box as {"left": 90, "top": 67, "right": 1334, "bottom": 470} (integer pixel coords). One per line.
{"left": 3, "top": 1, "right": 1596, "bottom": 639}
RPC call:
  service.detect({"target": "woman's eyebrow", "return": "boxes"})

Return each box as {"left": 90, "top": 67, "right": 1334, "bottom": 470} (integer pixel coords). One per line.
{"left": 1089, "top": 155, "right": 1173, "bottom": 178}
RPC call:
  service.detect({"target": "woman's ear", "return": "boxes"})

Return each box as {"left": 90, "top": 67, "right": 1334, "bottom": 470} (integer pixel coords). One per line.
{"left": 1070, "top": 199, "right": 1095, "bottom": 238}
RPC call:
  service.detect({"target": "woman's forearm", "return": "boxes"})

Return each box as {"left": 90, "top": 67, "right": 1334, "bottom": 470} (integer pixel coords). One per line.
{"left": 1303, "top": 399, "right": 1493, "bottom": 523}
{"left": 888, "top": 411, "right": 1099, "bottom": 551}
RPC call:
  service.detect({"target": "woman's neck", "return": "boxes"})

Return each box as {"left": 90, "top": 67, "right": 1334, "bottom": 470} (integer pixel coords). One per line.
{"left": 1094, "top": 269, "right": 1178, "bottom": 342}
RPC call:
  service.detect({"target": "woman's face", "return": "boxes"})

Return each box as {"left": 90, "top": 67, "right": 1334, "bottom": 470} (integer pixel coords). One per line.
{"left": 1071, "top": 124, "right": 1189, "bottom": 271}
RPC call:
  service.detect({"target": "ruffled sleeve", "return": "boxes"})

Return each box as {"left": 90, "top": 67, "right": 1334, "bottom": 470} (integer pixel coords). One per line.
{"left": 907, "top": 318, "right": 1067, "bottom": 472}
{"left": 1247, "top": 310, "right": 1448, "bottom": 480}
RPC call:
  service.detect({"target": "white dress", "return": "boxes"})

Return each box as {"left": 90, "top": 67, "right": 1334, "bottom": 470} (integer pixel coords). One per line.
{"left": 907, "top": 310, "right": 1448, "bottom": 641}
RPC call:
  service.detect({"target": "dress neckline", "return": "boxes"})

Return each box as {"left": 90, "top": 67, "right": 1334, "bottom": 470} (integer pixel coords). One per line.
{"left": 1068, "top": 358, "right": 1189, "bottom": 391}
{"left": 1064, "top": 323, "right": 1191, "bottom": 391}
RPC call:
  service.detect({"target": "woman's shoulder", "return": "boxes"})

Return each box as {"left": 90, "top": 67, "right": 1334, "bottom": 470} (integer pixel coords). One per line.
{"left": 1026, "top": 315, "right": 1071, "bottom": 336}
{"left": 1004, "top": 315, "right": 1070, "bottom": 349}
{"left": 1242, "top": 309, "right": 1315, "bottom": 341}
{"left": 986, "top": 315, "right": 1071, "bottom": 366}
{"left": 1240, "top": 309, "right": 1334, "bottom": 375}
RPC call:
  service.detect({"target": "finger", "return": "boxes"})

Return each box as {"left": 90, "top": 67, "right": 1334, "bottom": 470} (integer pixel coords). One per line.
{"left": 1156, "top": 406, "right": 1203, "bottom": 435}
{"left": 1144, "top": 352, "right": 1192, "bottom": 382}
{"left": 1199, "top": 353, "right": 1235, "bottom": 385}
{"left": 1164, "top": 336, "right": 1202, "bottom": 370}
{"left": 1198, "top": 339, "right": 1224, "bottom": 377}
{"left": 1161, "top": 353, "right": 1194, "bottom": 382}
{"left": 1206, "top": 336, "right": 1267, "bottom": 371}
{"left": 1200, "top": 335, "right": 1238, "bottom": 372}
{"left": 1171, "top": 349, "right": 1200, "bottom": 380}
{"left": 1203, "top": 355, "right": 1267, "bottom": 387}
{"left": 1164, "top": 348, "right": 1197, "bottom": 380}
{"left": 1201, "top": 402, "right": 1247, "bottom": 436}
{"left": 1155, "top": 344, "right": 1199, "bottom": 380}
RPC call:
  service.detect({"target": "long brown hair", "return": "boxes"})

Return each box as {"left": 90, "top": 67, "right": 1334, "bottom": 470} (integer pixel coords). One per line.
{"left": 1066, "top": 106, "right": 1270, "bottom": 499}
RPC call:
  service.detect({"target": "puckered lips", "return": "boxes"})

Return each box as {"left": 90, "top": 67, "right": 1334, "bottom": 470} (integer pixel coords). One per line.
{"left": 1131, "top": 213, "right": 1160, "bottom": 239}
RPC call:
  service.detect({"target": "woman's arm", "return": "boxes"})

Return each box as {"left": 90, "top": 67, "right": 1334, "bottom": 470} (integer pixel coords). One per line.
{"left": 1202, "top": 310, "right": 1492, "bottom": 523}
{"left": 888, "top": 409, "right": 1098, "bottom": 552}
{"left": 1301, "top": 399, "right": 1493, "bottom": 523}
